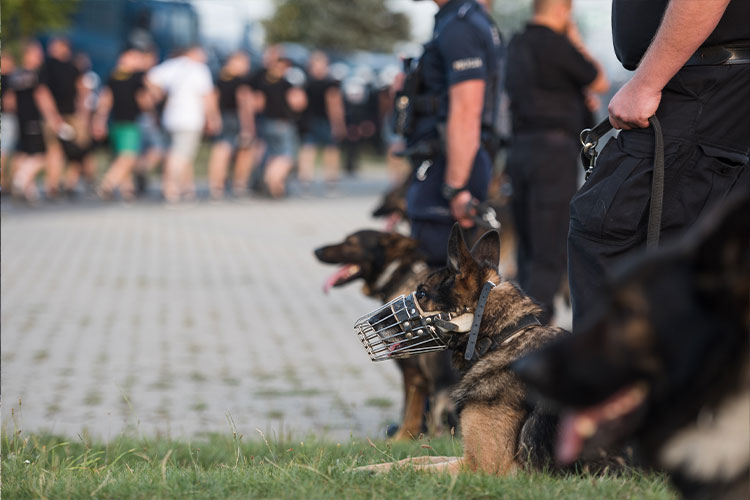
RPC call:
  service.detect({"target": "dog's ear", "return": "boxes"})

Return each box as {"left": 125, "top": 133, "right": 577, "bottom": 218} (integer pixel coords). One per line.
{"left": 691, "top": 191, "right": 750, "bottom": 316}
{"left": 470, "top": 229, "right": 501, "bottom": 271}
{"left": 446, "top": 223, "right": 472, "bottom": 274}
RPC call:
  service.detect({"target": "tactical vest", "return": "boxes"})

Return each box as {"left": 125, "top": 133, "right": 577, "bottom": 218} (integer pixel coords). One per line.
{"left": 394, "top": 1, "right": 504, "bottom": 151}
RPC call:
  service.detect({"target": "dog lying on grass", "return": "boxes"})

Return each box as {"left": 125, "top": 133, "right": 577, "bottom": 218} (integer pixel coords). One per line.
{"left": 356, "top": 225, "right": 574, "bottom": 474}
{"left": 513, "top": 194, "right": 749, "bottom": 499}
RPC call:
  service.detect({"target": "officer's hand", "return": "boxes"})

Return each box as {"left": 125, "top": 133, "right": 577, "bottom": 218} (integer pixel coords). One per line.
{"left": 608, "top": 78, "right": 661, "bottom": 130}
{"left": 451, "top": 190, "right": 475, "bottom": 229}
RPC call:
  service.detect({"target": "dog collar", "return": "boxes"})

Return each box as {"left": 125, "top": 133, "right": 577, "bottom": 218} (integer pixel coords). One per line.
{"left": 464, "top": 281, "right": 496, "bottom": 361}
{"left": 471, "top": 314, "right": 541, "bottom": 362}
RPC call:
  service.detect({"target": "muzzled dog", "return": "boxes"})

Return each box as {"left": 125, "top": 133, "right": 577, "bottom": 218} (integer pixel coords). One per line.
{"left": 513, "top": 193, "right": 750, "bottom": 499}
{"left": 314, "top": 230, "right": 459, "bottom": 440}
{"left": 354, "top": 225, "right": 581, "bottom": 475}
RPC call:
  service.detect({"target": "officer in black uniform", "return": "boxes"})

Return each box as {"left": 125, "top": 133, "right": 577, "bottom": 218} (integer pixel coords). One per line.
{"left": 401, "top": 0, "right": 504, "bottom": 267}
{"left": 568, "top": 0, "right": 750, "bottom": 329}
{"left": 505, "top": 0, "right": 608, "bottom": 325}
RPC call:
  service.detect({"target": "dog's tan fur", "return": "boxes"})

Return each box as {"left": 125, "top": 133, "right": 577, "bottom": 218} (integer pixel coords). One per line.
{"left": 357, "top": 226, "right": 564, "bottom": 474}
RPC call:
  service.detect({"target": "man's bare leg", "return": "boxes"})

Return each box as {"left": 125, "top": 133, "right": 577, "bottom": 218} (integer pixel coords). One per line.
{"left": 322, "top": 145, "right": 340, "bottom": 184}
{"left": 208, "top": 141, "right": 232, "bottom": 199}
{"left": 264, "top": 156, "right": 293, "bottom": 198}
{"left": 297, "top": 144, "right": 317, "bottom": 185}
{"left": 232, "top": 146, "right": 254, "bottom": 196}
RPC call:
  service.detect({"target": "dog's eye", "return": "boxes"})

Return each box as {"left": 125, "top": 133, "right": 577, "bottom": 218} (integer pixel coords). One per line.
{"left": 415, "top": 287, "right": 426, "bottom": 300}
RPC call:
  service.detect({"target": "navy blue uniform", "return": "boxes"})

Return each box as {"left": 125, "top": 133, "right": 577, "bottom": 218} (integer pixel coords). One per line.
{"left": 568, "top": 0, "right": 750, "bottom": 329}
{"left": 505, "top": 24, "right": 597, "bottom": 324}
{"left": 406, "top": 0, "right": 503, "bottom": 266}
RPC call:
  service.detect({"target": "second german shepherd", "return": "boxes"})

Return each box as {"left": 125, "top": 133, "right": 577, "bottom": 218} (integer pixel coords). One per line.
{"left": 358, "top": 225, "right": 567, "bottom": 474}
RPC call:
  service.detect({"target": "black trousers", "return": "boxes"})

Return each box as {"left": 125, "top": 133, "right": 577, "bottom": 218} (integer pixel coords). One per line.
{"left": 507, "top": 130, "right": 579, "bottom": 324}
{"left": 569, "top": 64, "right": 750, "bottom": 330}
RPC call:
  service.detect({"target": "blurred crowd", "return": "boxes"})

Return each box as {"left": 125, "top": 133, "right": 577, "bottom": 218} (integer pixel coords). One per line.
{"left": 0, "top": 37, "right": 409, "bottom": 204}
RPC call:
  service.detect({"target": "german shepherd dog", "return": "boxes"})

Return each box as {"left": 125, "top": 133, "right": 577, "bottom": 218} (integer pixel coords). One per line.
{"left": 359, "top": 225, "right": 568, "bottom": 474}
{"left": 513, "top": 194, "right": 750, "bottom": 499}
{"left": 314, "top": 230, "right": 459, "bottom": 440}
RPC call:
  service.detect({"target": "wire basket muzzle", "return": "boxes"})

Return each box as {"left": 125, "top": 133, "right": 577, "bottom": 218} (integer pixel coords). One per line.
{"left": 353, "top": 293, "right": 450, "bottom": 361}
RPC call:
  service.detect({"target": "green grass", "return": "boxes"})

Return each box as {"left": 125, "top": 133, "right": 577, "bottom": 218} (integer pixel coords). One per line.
{"left": 1, "top": 430, "right": 676, "bottom": 500}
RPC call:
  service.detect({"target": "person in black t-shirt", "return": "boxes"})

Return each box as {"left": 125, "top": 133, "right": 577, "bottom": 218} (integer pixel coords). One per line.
{"left": 504, "top": 0, "right": 609, "bottom": 324}
{"left": 298, "top": 51, "right": 345, "bottom": 190}
{"left": 207, "top": 51, "right": 255, "bottom": 199}
{"left": 252, "top": 47, "right": 307, "bottom": 198}
{"left": 6, "top": 41, "right": 64, "bottom": 202}
{"left": 568, "top": 0, "right": 750, "bottom": 330}
{"left": 1, "top": 50, "right": 19, "bottom": 194}
{"left": 93, "top": 49, "right": 150, "bottom": 200}
{"left": 39, "top": 37, "right": 90, "bottom": 198}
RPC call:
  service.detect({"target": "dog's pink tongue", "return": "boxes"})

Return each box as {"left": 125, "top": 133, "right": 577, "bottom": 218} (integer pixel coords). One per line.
{"left": 323, "top": 265, "right": 354, "bottom": 294}
{"left": 557, "top": 411, "right": 584, "bottom": 465}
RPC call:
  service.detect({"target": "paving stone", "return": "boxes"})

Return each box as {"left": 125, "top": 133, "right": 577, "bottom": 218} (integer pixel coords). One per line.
{"left": 1, "top": 186, "right": 403, "bottom": 440}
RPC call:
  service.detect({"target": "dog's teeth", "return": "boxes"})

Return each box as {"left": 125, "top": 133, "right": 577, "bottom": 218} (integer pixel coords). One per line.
{"left": 575, "top": 416, "right": 597, "bottom": 438}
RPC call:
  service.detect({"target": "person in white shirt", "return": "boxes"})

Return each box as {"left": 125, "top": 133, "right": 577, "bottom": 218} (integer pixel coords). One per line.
{"left": 146, "top": 46, "right": 220, "bottom": 202}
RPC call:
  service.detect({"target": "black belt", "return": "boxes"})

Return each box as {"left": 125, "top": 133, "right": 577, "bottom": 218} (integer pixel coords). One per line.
{"left": 685, "top": 43, "right": 750, "bottom": 66}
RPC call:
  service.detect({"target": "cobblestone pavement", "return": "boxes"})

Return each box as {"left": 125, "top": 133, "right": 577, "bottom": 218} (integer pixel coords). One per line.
{"left": 1, "top": 178, "right": 407, "bottom": 441}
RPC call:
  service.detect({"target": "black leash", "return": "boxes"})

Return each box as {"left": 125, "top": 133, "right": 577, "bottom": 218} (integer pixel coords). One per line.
{"left": 579, "top": 115, "right": 665, "bottom": 249}
{"left": 464, "top": 281, "right": 496, "bottom": 361}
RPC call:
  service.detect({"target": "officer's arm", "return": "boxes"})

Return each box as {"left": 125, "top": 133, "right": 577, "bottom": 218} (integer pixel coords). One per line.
{"left": 445, "top": 78, "right": 485, "bottom": 228}
{"left": 608, "top": 0, "right": 731, "bottom": 130}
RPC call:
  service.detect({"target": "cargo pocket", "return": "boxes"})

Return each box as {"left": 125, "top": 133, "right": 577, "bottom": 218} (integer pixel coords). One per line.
{"left": 671, "top": 144, "right": 749, "bottom": 228}
{"left": 570, "top": 137, "right": 651, "bottom": 241}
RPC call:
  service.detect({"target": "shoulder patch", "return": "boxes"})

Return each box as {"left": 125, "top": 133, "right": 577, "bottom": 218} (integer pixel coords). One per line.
{"left": 453, "top": 57, "right": 484, "bottom": 72}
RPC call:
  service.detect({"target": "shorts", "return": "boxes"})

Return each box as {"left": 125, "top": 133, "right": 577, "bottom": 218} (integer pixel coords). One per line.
{"left": 262, "top": 119, "right": 297, "bottom": 159}
{"left": 1, "top": 113, "right": 18, "bottom": 154}
{"left": 302, "top": 117, "right": 334, "bottom": 146}
{"left": 43, "top": 114, "right": 90, "bottom": 157}
{"left": 16, "top": 118, "right": 46, "bottom": 155}
{"left": 213, "top": 111, "right": 241, "bottom": 147}
{"left": 111, "top": 122, "right": 142, "bottom": 154}
{"left": 168, "top": 130, "right": 202, "bottom": 161}
{"left": 138, "top": 113, "right": 167, "bottom": 153}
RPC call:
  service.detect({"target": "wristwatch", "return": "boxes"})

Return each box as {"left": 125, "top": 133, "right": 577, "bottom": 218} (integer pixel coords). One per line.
{"left": 441, "top": 183, "right": 468, "bottom": 201}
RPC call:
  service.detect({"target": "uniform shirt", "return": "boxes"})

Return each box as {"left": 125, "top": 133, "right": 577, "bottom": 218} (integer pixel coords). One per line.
{"left": 305, "top": 77, "right": 339, "bottom": 121}
{"left": 613, "top": 0, "right": 750, "bottom": 70}
{"left": 252, "top": 69, "right": 293, "bottom": 121}
{"left": 147, "top": 56, "right": 213, "bottom": 132}
{"left": 39, "top": 57, "right": 80, "bottom": 115}
{"left": 107, "top": 70, "right": 144, "bottom": 122}
{"left": 216, "top": 72, "right": 249, "bottom": 112}
{"left": 7, "top": 68, "right": 42, "bottom": 122}
{"left": 505, "top": 24, "right": 597, "bottom": 136}
{"left": 410, "top": 0, "right": 502, "bottom": 145}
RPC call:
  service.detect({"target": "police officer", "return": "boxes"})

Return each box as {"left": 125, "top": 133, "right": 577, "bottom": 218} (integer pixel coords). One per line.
{"left": 403, "top": 0, "right": 503, "bottom": 267}
{"left": 504, "top": 0, "right": 608, "bottom": 324}
{"left": 568, "top": 0, "right": 750, "bottom": 329}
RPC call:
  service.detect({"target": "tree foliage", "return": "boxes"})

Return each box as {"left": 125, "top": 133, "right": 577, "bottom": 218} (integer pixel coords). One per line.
{"left": 1, "top": 0, "right": 80, "bottom": 43}
{"left": 263, "top": 0, "right": 410, "bottom": 52}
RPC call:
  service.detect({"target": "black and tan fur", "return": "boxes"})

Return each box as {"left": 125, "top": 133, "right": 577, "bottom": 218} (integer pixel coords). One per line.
{"left": 513, "top": 193, "right": 750, "bottom": 499}
{"left": 315, "top": 230, "right": 459, "bottom": 440}
{"left": 359, "top": 225, "right": 566, "bottom": 474}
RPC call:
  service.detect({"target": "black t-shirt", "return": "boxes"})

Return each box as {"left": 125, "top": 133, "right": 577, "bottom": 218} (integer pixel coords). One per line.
{"left": 613, "top": 0, "right": 750, "bottom": 71}
{"left": 216, "top": 73, "right": 248, "bottom": 112}
{"left": 506, "top": 24, "right": 597, "bottom": 135}
{"left": 7, "top": 68, "right": 42, "bottom": 122}
{"left": 39, "top": 57, "right": 80, "bottom": 115}
{"left": 107, "top": 70, "right": 144, "bottom": 122}
{"left": 305, "top": 77, "right": 339, "bottom": 120}
{"left": 252, "top": 70, "right": 292, "bottom": 120}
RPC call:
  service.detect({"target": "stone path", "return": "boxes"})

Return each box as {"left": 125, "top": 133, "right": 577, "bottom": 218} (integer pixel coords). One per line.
{"left": 1, "top": 180, "right": 406, "bottom": 441}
